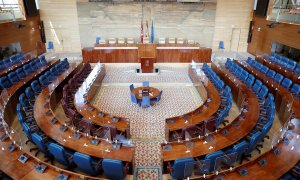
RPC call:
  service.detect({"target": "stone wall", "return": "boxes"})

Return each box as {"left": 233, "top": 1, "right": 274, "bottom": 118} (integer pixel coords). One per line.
{"left": 77, "top": 2, "right": 216, "bottom": 48}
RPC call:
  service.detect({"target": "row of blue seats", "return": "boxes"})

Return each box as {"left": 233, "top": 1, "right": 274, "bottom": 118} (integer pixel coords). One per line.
{"left": 202, "top": 63, "right": 232, "bottom": 128}
{"left": 225, "top": 59, "right": 275, "bottom": 133}
{"left": 17, "top": 59, "right": 129, "bottom": 179}
{"left": 0, "top": 53, "right": 26, "bottom": 71}
{"left": 247, "top": 57, "right": 300, "bottom": 101}
{"left": 0, "top": 56, "right": 48, "bottom": 91}
{"left": 281, "top": 160, "right": 300, "bottom": 180}
{"left": 269, "top": 53, "right": 300, "bottom": 73}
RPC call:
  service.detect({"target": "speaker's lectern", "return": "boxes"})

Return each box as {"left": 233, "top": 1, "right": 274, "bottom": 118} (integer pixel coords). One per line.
{"left": 140, "top": 57, "right": 155, "bottom": 73}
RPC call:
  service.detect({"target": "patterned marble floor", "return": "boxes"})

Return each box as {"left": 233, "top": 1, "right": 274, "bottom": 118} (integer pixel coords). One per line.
{"left": 93, "top": 86, "right": 202, "bottom": 139}
{"left": 92, "top": 64, "right": 202, "bottom": 179}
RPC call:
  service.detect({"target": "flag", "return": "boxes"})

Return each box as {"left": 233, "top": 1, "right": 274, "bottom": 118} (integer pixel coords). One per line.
{"left": 140, "top": 20, "right": 144, "bottom": 43}
{"left": 150, "top": 20, "right": 154, "bottom": 43}
{"left": 145, "top": 20, "right": 149, "bottom": 38}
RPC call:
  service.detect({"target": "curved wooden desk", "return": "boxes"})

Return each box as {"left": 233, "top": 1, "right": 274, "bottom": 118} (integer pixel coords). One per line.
{"left": 2, "top": 60, "right": 59, "bottom": 126}
{"left": 73, "top": 64, "right": 130, "bottom": 134}
{"left": 34, "top": 64, "right": 134, "bottom": 162}
{"left": 131, "top": 86, "right": 160, "bottom": 100}
{"left": 162, "top": 64, "right": 260, "bottom": 161}
{"left": 0, "top": 138, "right": 107, "bottom": 179}
{"left": 256, "top": 56, "right": 300, "bottom": 84}
{"left": 236, "top": 60, "right": 300, "bottom": 120}
{"left": 202, "top": 115, "right": 300, "bottom": 179}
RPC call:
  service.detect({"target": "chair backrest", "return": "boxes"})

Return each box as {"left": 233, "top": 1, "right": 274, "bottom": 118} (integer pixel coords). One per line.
{"left": 39, "top": 55, "right": 47, "bottom": 66}
{"left": 170, "top": 157, "right": 195, "bottom": 179}
{"left": 257, "top": 85, "right": 268, "bottom": 99}
{"left": 245, "top": 74, "right": 255, "bottom": 88}
{"left": 7, "top": 72, "right": 19, "bottom": 84}
{"left": 205, "top": 150, "right": 224, "bottom": 172}
{"left": 291, "top": 84, "right": 300, "bottom": 94}
{"left": 141, "top": 96, "right": 150, "bottom": 107}
{"left": 143, "top": 81, "right": 149, "bottom": 87}
{"left": 245, "top": 131, "right": 263, "bottom": 155}
{"left": 156, "top": 90, "right": 163, "bottom": 102}
{"left": 266, "top": 69, "right": 276, "bottom": 78}
{"left": 130, "top": 93, "right": 138, "bottom": 104}
{"left": 260, "top": 66, "right": 269, "bottom": 74}
{"left": 252, "top": 79, "right": 262, "bottom": 94}
{"left": 281, "top": 78, "right": 293, "bottom": 89}
{"left": 22, "top": 64, "right": 33, "bottom": 75}
{"left": 261, "top": 121, "right": 273, "bottom": 137}
{"left": 48, "top": 143, "right": 71, "bottom": 166}
{"left": 96, "top": 37, "right": 101, "bottom": 44}
{"left": 295, "top": 64, "right": 300, "bottom": 74}
{"left": 286, "top": 60, "right": 296, "bottom": 70}
{"left": 25, "top": 87, "right": 35, "bottom": 100}
{"left": 0, "top": 76, "right": 12, "bottom": 89}
{"left": 16, "top": 68, "right": 26, "bottom": 79}
{"left": 31, "top": 133, "right": 48, "bottom": 153}
{"left": 130, "top": 84, "right": 134, "bottom": 91}
{"left": 273, "top": 73, "right": 284, "bottom": 83}
{"left": 48, "top": 41, "right": 54, "bottom": 50}
{"left": 102, "top": 158, "right": 126, "bottom": 180}
{"left": 73, "top": 152, "right": 102, "bottom": 176}
{"left": 31, "top": 80, "right": 42, "bottom": 95}
{"left": 219, "top": 41, "right": 225, "bottom": 49}
{"left": 232, "top": 140, "right": 248, "bottom": 158}
{"left": 19, "top": 93, "right": 30, "bottom": 107}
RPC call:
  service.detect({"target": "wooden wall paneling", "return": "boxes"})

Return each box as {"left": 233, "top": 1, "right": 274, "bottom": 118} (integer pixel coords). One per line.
{"left": 0, "top": 15, "right": 45, "bottom": 55}
{"left": 248, "top": 16, "right": 300, "bottom": 56}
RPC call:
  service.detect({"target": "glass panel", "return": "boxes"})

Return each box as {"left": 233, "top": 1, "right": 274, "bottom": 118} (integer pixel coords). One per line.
{"left": 267, "top": 0, "right": 300, "bottom": 24}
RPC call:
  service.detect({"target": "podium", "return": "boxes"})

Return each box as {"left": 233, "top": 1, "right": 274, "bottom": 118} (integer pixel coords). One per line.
{"left": 140, "top": 57, "right": 155, "bottom": 73}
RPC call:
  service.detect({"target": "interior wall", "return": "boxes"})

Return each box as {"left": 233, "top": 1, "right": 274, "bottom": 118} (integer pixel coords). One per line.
{"left": 77, "top": 2, "right": 216, "bottom": 48}
{"left": 38, "top": 0, "right": 255, "bottom": 53}
{"left": 248, "top": 16, "right": 300, "bottom": 56}
{"left": 0, "top": 15, "right": 45, "bottom": 55}
{"left": 39, "top": 0, "right": 81, "bottom": 53}
{"left": 212, "top": 0, "right": 254, "bottom": 52}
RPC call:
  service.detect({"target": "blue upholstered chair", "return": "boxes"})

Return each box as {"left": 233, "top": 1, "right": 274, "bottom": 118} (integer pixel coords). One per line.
{"left": 129, "top": 84, "right": 134, "bottom": 91}
{"left": 73, "top": 152, "right": 102, "bottom": 176}
{"left": 219, "top": 41, "right": 225, "bottom": 50}
{"left": 48, "top": 41, "right": 54, "bottom": 50}
{"left": 8, "top": 71, "right": 19, "bottom": 84}
{"left": 31, "top": 133, "right": 52, "bottom": 161}
{"left": 25, "top": 87, "right": 36, "bottom": 104}
{"left": 0, "top": 76, "right": 12, "bottom": 89}
{"left": 141, "top": 96, "right": 150, "bottom": 108}
{"left": 295, "top": 64, "right": 300, "bottom": 74}
{"left": 96, "top": 37, "right": 101, "bottom": 44}
{"left": 168, "top": 157, "right": 195, "bottom": 179}
{"left": 281, "top": 78, "right": 293, "bottom": 89}
{"left": 266, "top": 69, "right": 276, "bottom": 78}
{"left": 205, "top": 151, "right": 224, "bottom": 172}
{"left": 39, "top": 55, "right": 47, "bottom": 66}
{"left": 273, "top": 73, "right": 284, "bottom": 84}
{"left": 48, "top": 143, "right": 74, "bottom": 168}
{"left": 291, "top": 84, "right": 300, "bottom": 99}
{"left": 226, "top": 140, "right": 248, "bottom": 164}
{"left": 153, "top": 90, "right": 163, "bottom": 102}
{"left": 102, "top": 158, "right": 129, "bottom": 180}
{"left": 19, "top": 93, "right": 33, "bottom": 111}
{"left": 142, "top": 81, "right": 149, "bottom": 87}
{"left": 130, "top": 93, "right": 140, "bottom": 105}
{"left": 257, "top": 85, "right": 268, "bottom": 100}
{"left": 245, "top": 74, "right": 255, "bottom": 88}
{"left": 252, "top": 79, "right": 263, "bottom": 94}
{"left": 16, "top": 68, "right": 26, "bottom": 79}
{"left": 22, "top": 64, "right": 33, "bottom": 75}
{"left": 31, "top": 80, "right": 42, "bottom": 95}
{"left": 244, "top": 131, "right": 263, "bottom": 158}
